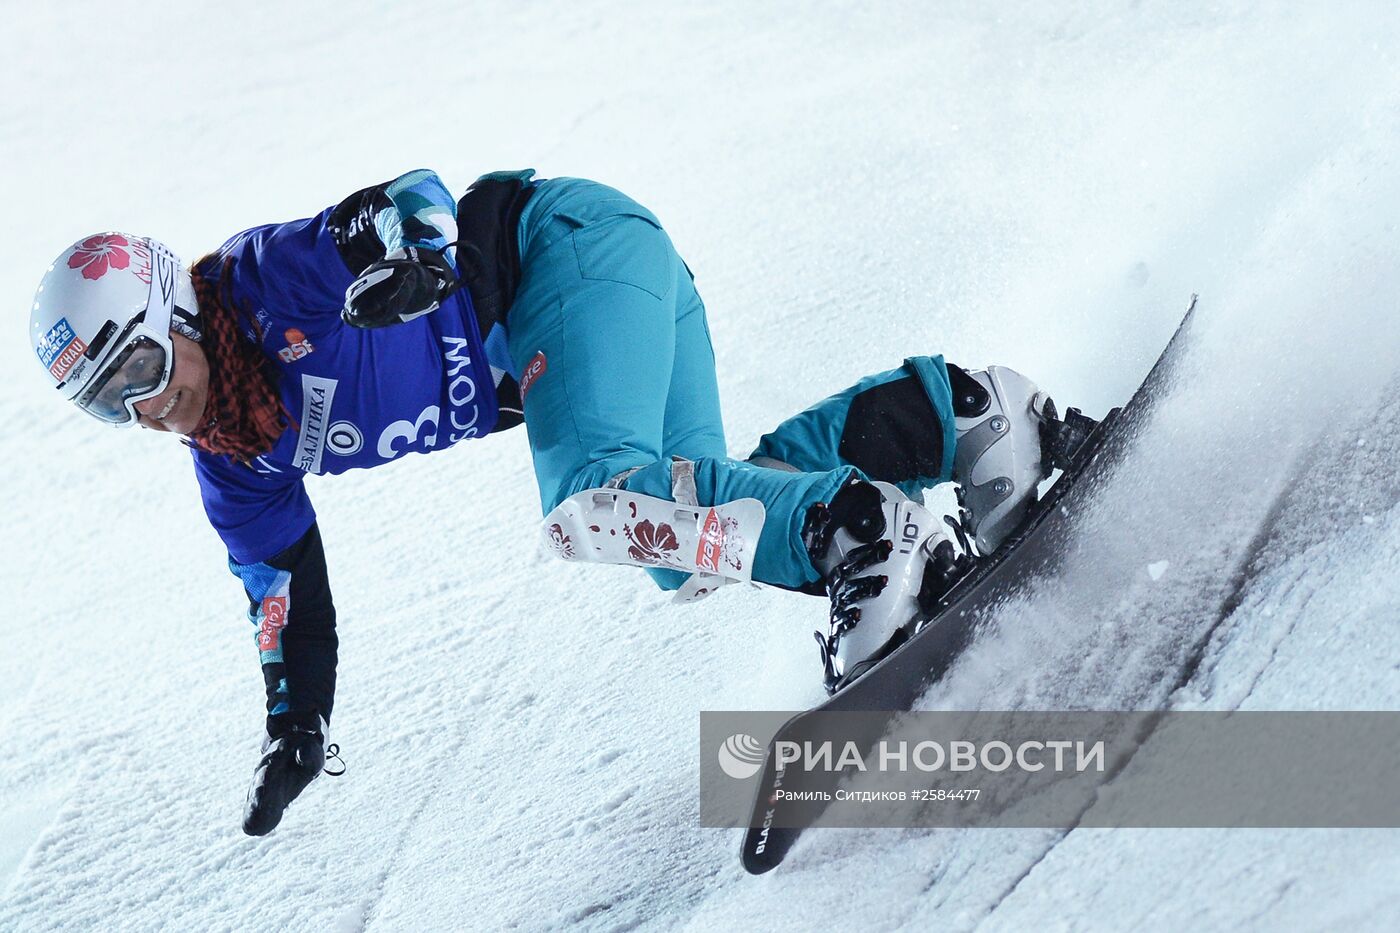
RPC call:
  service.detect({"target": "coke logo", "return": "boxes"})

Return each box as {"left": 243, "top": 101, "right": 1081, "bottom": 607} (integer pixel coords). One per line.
{"left": 257, "top": 596, "right": 288, "bottom": 651}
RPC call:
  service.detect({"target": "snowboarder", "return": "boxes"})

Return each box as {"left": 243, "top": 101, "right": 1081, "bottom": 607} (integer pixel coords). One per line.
{"left": 28, "top": 169, "right": 1053, "bottom": 836}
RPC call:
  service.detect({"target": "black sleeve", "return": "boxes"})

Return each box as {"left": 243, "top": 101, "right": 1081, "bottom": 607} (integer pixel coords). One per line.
{"left": 234, "top": 523, "right": 339, "bottom": 733}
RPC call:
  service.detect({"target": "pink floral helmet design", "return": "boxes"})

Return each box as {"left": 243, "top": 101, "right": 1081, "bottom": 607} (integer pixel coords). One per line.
{"left": 30, "top": 233, "right": 197, "bottom": 425}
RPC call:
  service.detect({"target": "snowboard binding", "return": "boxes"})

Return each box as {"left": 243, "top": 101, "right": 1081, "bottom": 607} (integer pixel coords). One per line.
{"left": 1038, "top": 398, "right": 1100, "bottom": 472}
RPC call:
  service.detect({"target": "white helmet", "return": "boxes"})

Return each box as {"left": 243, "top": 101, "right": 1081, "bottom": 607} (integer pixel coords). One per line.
{"left": 30, "top": 233, "right": 197, "bottom": 426}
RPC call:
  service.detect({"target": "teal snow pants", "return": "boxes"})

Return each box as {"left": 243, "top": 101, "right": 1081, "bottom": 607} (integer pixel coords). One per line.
{"left": 506, "top": 177, "right": 958, "bottom": 590}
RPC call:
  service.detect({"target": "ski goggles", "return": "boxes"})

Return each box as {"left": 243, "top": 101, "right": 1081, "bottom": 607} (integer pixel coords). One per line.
{"left": 75, "top": 329, "right": 173, "bottom": 425}
{"left": 72, "top": 241, "right": 180, "bottom": 426}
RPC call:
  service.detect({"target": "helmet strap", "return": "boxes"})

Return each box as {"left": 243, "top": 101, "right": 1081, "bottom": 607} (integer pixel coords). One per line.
{"left": 170, "top": 268, "right": 204, "bottom": 343}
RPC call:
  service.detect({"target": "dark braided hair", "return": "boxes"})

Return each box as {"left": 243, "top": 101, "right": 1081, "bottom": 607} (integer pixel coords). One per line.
{"left": 186, "top": 256, "right": 293, "bottom": 461}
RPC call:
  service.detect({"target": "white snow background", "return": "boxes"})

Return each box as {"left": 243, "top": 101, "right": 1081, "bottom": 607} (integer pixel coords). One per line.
{"left": 1, "top": 1, "right": 1398, "bottom": 930}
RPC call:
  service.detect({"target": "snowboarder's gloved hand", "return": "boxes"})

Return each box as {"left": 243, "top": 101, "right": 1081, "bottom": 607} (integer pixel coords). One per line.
{"left": 242, "top": 715, "right": 326, "bottom": 836}
{"left": 341, "top": 246, "right": 459, "bottom": 329}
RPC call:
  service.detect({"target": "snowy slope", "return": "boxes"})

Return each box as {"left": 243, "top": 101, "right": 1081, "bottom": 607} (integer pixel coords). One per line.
{"left": 2, "top": 2, "right": 1397, "bottom": 930}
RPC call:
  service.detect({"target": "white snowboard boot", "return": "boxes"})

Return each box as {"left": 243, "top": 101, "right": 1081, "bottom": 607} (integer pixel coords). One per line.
{"left": 804, "top": 475, "right": 972, "bottom": 693}
{"left": 947, "top": 364, "right": 1056, "bottom": 554}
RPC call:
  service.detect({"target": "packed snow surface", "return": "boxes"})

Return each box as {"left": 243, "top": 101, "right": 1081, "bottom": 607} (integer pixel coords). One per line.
{"left": 2, "top": 2, "right": 1398, "bottom": 930}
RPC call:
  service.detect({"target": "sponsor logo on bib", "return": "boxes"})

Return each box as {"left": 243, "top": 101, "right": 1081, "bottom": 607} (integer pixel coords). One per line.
{"left": 296, "top": 374, "right": 338, "bottom": 473}
{"left": 278, "top": 328, "right": 315, "bottom": 363}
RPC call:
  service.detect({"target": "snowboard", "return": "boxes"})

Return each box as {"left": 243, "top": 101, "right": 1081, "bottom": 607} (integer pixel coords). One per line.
{"left": 740, "top": 297, "right": 1201, "bottom": 874}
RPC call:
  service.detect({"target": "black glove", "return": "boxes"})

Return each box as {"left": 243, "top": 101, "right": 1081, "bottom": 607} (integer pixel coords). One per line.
{"left": 341, "top": 246, "right": 459, "bottom": 329}
{"left": 242, "top": 719, "right": 326, "bottom": 836}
